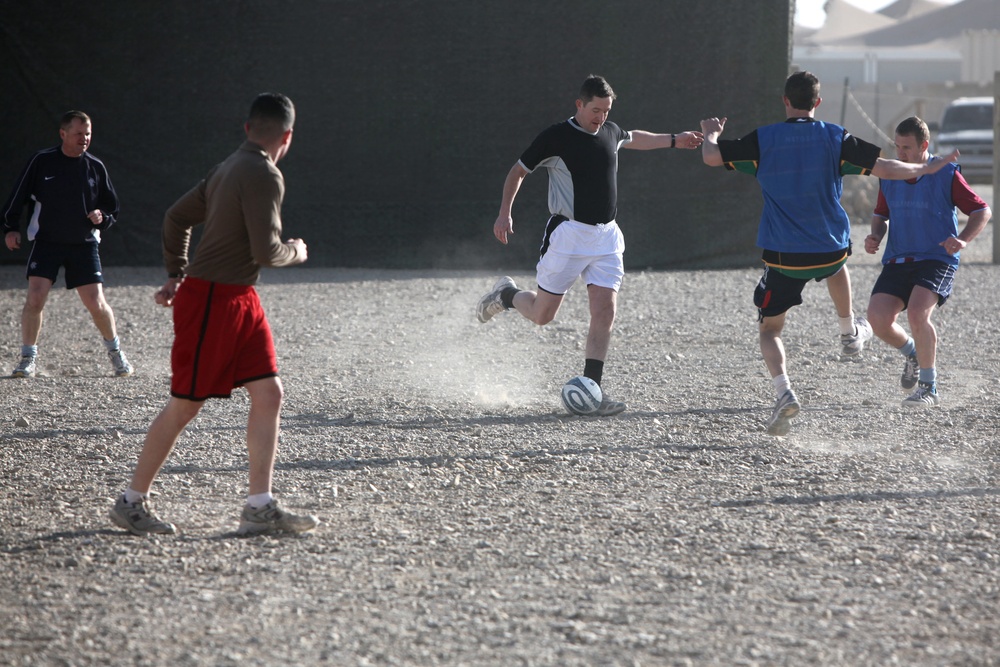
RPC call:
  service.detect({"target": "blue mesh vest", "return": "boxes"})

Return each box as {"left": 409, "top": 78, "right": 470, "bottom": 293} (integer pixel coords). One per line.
{"left": 755, "top": 121, "right": 851, "bottom": 253}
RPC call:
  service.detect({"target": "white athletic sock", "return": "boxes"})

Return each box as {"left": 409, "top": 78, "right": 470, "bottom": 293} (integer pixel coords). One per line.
{"left": 773, "top": 374, "right": 791, "bottom": 398}
{"left": 838, "top": 315, "right": 856, "bottom": 336}
{"left": 247, "top": 492, "right": 273, "bottom": 509}
{"left": 123, "top": 488, "right": 145, "bottom": 504}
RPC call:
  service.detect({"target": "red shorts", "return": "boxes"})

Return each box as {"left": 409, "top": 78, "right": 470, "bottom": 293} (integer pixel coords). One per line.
{"left": 170, "top": 277, "right": 278, "bottom": 401}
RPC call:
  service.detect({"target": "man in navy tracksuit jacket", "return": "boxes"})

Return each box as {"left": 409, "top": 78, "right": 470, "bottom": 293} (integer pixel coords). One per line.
{"left": 1, "top": 110, "right": 133, "bottom": 378}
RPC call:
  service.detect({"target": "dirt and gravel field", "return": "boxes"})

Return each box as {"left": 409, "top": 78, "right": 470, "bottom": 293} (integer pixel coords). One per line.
{"left": 1, "top": 195, "right": 998, "bottom": 665}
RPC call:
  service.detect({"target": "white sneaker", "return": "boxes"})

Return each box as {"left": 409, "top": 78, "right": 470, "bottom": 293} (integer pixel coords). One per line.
{"left": 109, "top": 349, "right": 133, "bottom": 377}
{"left": 476, "top": 276, "right": 517, "bottom": 323}
{"left": 767, "top": 389, "right": 800, "bottom": 436}
{"left": 840, "top": 316, "right": 873, "bottom": 357}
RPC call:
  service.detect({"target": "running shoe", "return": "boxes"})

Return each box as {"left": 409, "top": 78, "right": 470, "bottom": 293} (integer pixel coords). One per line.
{"left": 109, "top": 349, "right": 133, "bottom": 377}
{"left": 902, "top": 382, "right": 939, "bottom": 408}
{"left": 900, "top": 354, "right": 919, "bottom": 390}
{"left": 840, "top": 316, "right": 873, "bottom": 357}
{"left": 476, "top": 276, "right": 517, "bottom": 323}
{"left": 592, "top": 395, "right": 626, "bottom": 417}
{"left": 11, "top": 355, "right": 36, "bottom": 378}
{"left": 237, "top": 500, "right": 319, "bottom": 536}
{"left": 110, "top": 495, "right": 177, "bottom": 536}
{"left": 767, "top": 389, "right": 800, "bottom": 436}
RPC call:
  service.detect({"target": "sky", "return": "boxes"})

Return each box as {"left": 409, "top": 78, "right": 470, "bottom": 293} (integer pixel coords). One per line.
{"left": 794, "top": 0, "right": 960, "bottom": 29}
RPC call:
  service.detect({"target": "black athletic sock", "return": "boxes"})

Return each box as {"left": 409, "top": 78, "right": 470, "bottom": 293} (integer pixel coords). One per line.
{"left": 500, "top": 286, "right": 519, "bottom": 309}
{"left": 583, "top": 358, "right": 604, "bottom": 386}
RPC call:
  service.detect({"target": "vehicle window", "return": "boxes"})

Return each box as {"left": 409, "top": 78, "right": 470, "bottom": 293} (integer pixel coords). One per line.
{"left": 941, "top": 105, "right": 993, "bottom": 132}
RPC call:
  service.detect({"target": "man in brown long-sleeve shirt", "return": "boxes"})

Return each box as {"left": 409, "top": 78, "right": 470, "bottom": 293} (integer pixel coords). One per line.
{"left": 110, "top": 93, "right": 318, "bottom": 536}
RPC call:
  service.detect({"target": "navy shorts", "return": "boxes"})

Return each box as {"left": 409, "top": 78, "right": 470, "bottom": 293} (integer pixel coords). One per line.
{"left": 754, "top": 263, "right": 845, "bottom": 319}
{"left": 871, "top": 260, "right": 955, "bottom": 309}
{"left": 26, "top": 240, "right": 104, "bottom": 289}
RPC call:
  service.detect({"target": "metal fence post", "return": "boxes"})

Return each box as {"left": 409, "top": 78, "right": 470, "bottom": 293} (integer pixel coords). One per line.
{"left": 994, "top": 71, "right": 999, "bottom": 264}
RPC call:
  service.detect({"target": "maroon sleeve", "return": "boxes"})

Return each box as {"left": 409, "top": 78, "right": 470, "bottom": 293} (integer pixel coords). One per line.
{"left": 873, "top": 186, "right": 890, "bottom": 218}
{"left": 951, "top": 169, "right": 989, "bottom": 216}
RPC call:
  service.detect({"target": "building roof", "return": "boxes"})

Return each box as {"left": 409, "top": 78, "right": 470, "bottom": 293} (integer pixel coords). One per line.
{"left": 796, "top": 0, "right": 895, "bottom": 46}
{"left": 829, "top": 0, "right": 999, "bottom": 48}
{"left": 876, "top": 0, "right": 947, "bottom": 21}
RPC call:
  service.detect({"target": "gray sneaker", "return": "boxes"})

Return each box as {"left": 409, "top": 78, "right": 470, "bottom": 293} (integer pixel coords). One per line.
{"left": 110, "top": 495, "right": 177, "bottom": 536}
{"left": 11, "top": 355, "right": 36, "bottom": 378}
{"left": 767, "top": 389, "right": 800, "bottom": 436}
{"left": 840, "top": 316, "right": 873, "bottom": 357}
{"left": 109, "top": 349, "right": 133, "bottom": 377}
{"left": 901, "top": 354, "right": 919, "bottom": 390}
{"left": 902, "top": 382, "right": 939, "bottom": 408}
{"left": 237, "top": 500, "right": 319, "bottom": 536}
{"left": 593, "top": 395, "right": 626, "bottom": 417}
{"left": 476, "top": 276, "right": 517, "bottom": 323}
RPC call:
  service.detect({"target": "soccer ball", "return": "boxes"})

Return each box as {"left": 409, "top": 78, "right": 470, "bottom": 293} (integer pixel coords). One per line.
{"left": 561, "top": 376, "right": 603, "bottom": 415}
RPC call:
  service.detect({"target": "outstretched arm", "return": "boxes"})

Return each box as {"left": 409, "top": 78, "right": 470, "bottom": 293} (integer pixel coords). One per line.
{"left": 494, "top": 163, "right": 529, "bottom": 245}
{"left": 871, "top": 149, "right": 960, "bottom": 180}
{"left": 624, "top": 130, "right": 703, "bottom": 150}
{"left": 699, "top": 117, "right": 727, "bottom": 167}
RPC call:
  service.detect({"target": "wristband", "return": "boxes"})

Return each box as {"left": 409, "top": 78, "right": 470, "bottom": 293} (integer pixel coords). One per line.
{"left": 670, "top": 133, "right": 676, "bottom": 148}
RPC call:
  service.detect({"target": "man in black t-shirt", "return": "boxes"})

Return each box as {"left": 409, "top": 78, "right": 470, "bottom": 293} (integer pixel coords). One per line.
{"left": 476, "top": 75, "right": 703, "bottom": 416}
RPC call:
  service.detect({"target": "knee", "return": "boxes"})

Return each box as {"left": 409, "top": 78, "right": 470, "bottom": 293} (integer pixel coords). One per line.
{"left": 82, "top": 294, "right": 110, "bottom": 314}
{"left": 865, "top": 300, "right": 897, "bottom": 332}
{"left": 906, "top": 313, "right": 934, "bottom": 337}
{"left": 532, "top": 312, "right": 555, "bottom": 326}
{"left": 866, "top": 311, "right": 893, "bottom": 337}
{"left": 23, "top": 293, "right": 46, "bottom": 313}
{"left": 250, "top": 378, "right": 284, "bottom": 411}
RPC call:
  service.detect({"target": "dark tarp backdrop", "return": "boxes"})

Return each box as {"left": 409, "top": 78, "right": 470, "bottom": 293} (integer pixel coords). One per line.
{"left": 0, "top": 1, "right": 791, "bottom": 271}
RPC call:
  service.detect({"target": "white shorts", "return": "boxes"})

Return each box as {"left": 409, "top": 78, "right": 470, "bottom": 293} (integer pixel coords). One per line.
{"left": 535, "top": 218, "right": 625, "bottom": 295}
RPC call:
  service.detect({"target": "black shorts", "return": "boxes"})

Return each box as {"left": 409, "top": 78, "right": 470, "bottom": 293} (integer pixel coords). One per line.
{"left": 871, "top": 260, "right": 955, "bottom": 310}
{"left": 754, "top": 263, "right": 845, "bottom": 319}
{"left": 754, "top": 246, "right": 851, "bottom": 319}
{"left": 26, "top": 240, "right": 104, "bottom": 289}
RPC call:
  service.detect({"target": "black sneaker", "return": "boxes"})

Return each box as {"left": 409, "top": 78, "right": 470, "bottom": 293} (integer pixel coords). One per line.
{"left": 592, "top": 395, "right": 626, "bottom": 417}
{"left": 902, "top": 382, "right": 939, "bottom": 408}
{"left": 900, "top": 354, "right": 919, "bottom": 390}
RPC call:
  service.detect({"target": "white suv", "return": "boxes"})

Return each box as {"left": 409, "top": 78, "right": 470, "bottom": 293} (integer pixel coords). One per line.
{"left": 930, "top": 97, "right": 994, "bottom": 183}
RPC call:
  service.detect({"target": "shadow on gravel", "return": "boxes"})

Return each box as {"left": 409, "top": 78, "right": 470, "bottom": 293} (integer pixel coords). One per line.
{"left": 280, "top": 407, "right": 753, "bottom": 430}
{"left": 1, "top": 526, "right": 312, "bottom": 552}
{"left": 2, "top": 528, "right": 130, "bottom": 553}
{"left": 280, "top": 440, "right": 742, "bottom": 473}
{"left": 714, "top": 486, "right": 1000, "bottom": 508}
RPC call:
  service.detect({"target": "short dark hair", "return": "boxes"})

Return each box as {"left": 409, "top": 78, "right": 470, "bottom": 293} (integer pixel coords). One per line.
{"left": 895, "top": 116, "right": 930, "bottom": 146}
{"left": 60, "top": 110, "right": 91, "bottom": 129}
{"left": 784, "top": 71, "right": 820, "bottom": 111}
{"left": 247, "top": 93, "right": 295, "bottom": 139}
{"left": 579, "top": 75, "right": 616, "bottom": 103}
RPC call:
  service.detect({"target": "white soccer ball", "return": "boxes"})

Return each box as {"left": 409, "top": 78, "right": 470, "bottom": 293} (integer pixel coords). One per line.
{"left": 561, "top": 376, "right": 603, "bottom": 415}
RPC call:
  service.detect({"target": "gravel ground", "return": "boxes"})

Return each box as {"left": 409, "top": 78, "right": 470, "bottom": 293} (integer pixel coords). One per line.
{"left": 1, "top": 213, "right": 998, "bottom": 666}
